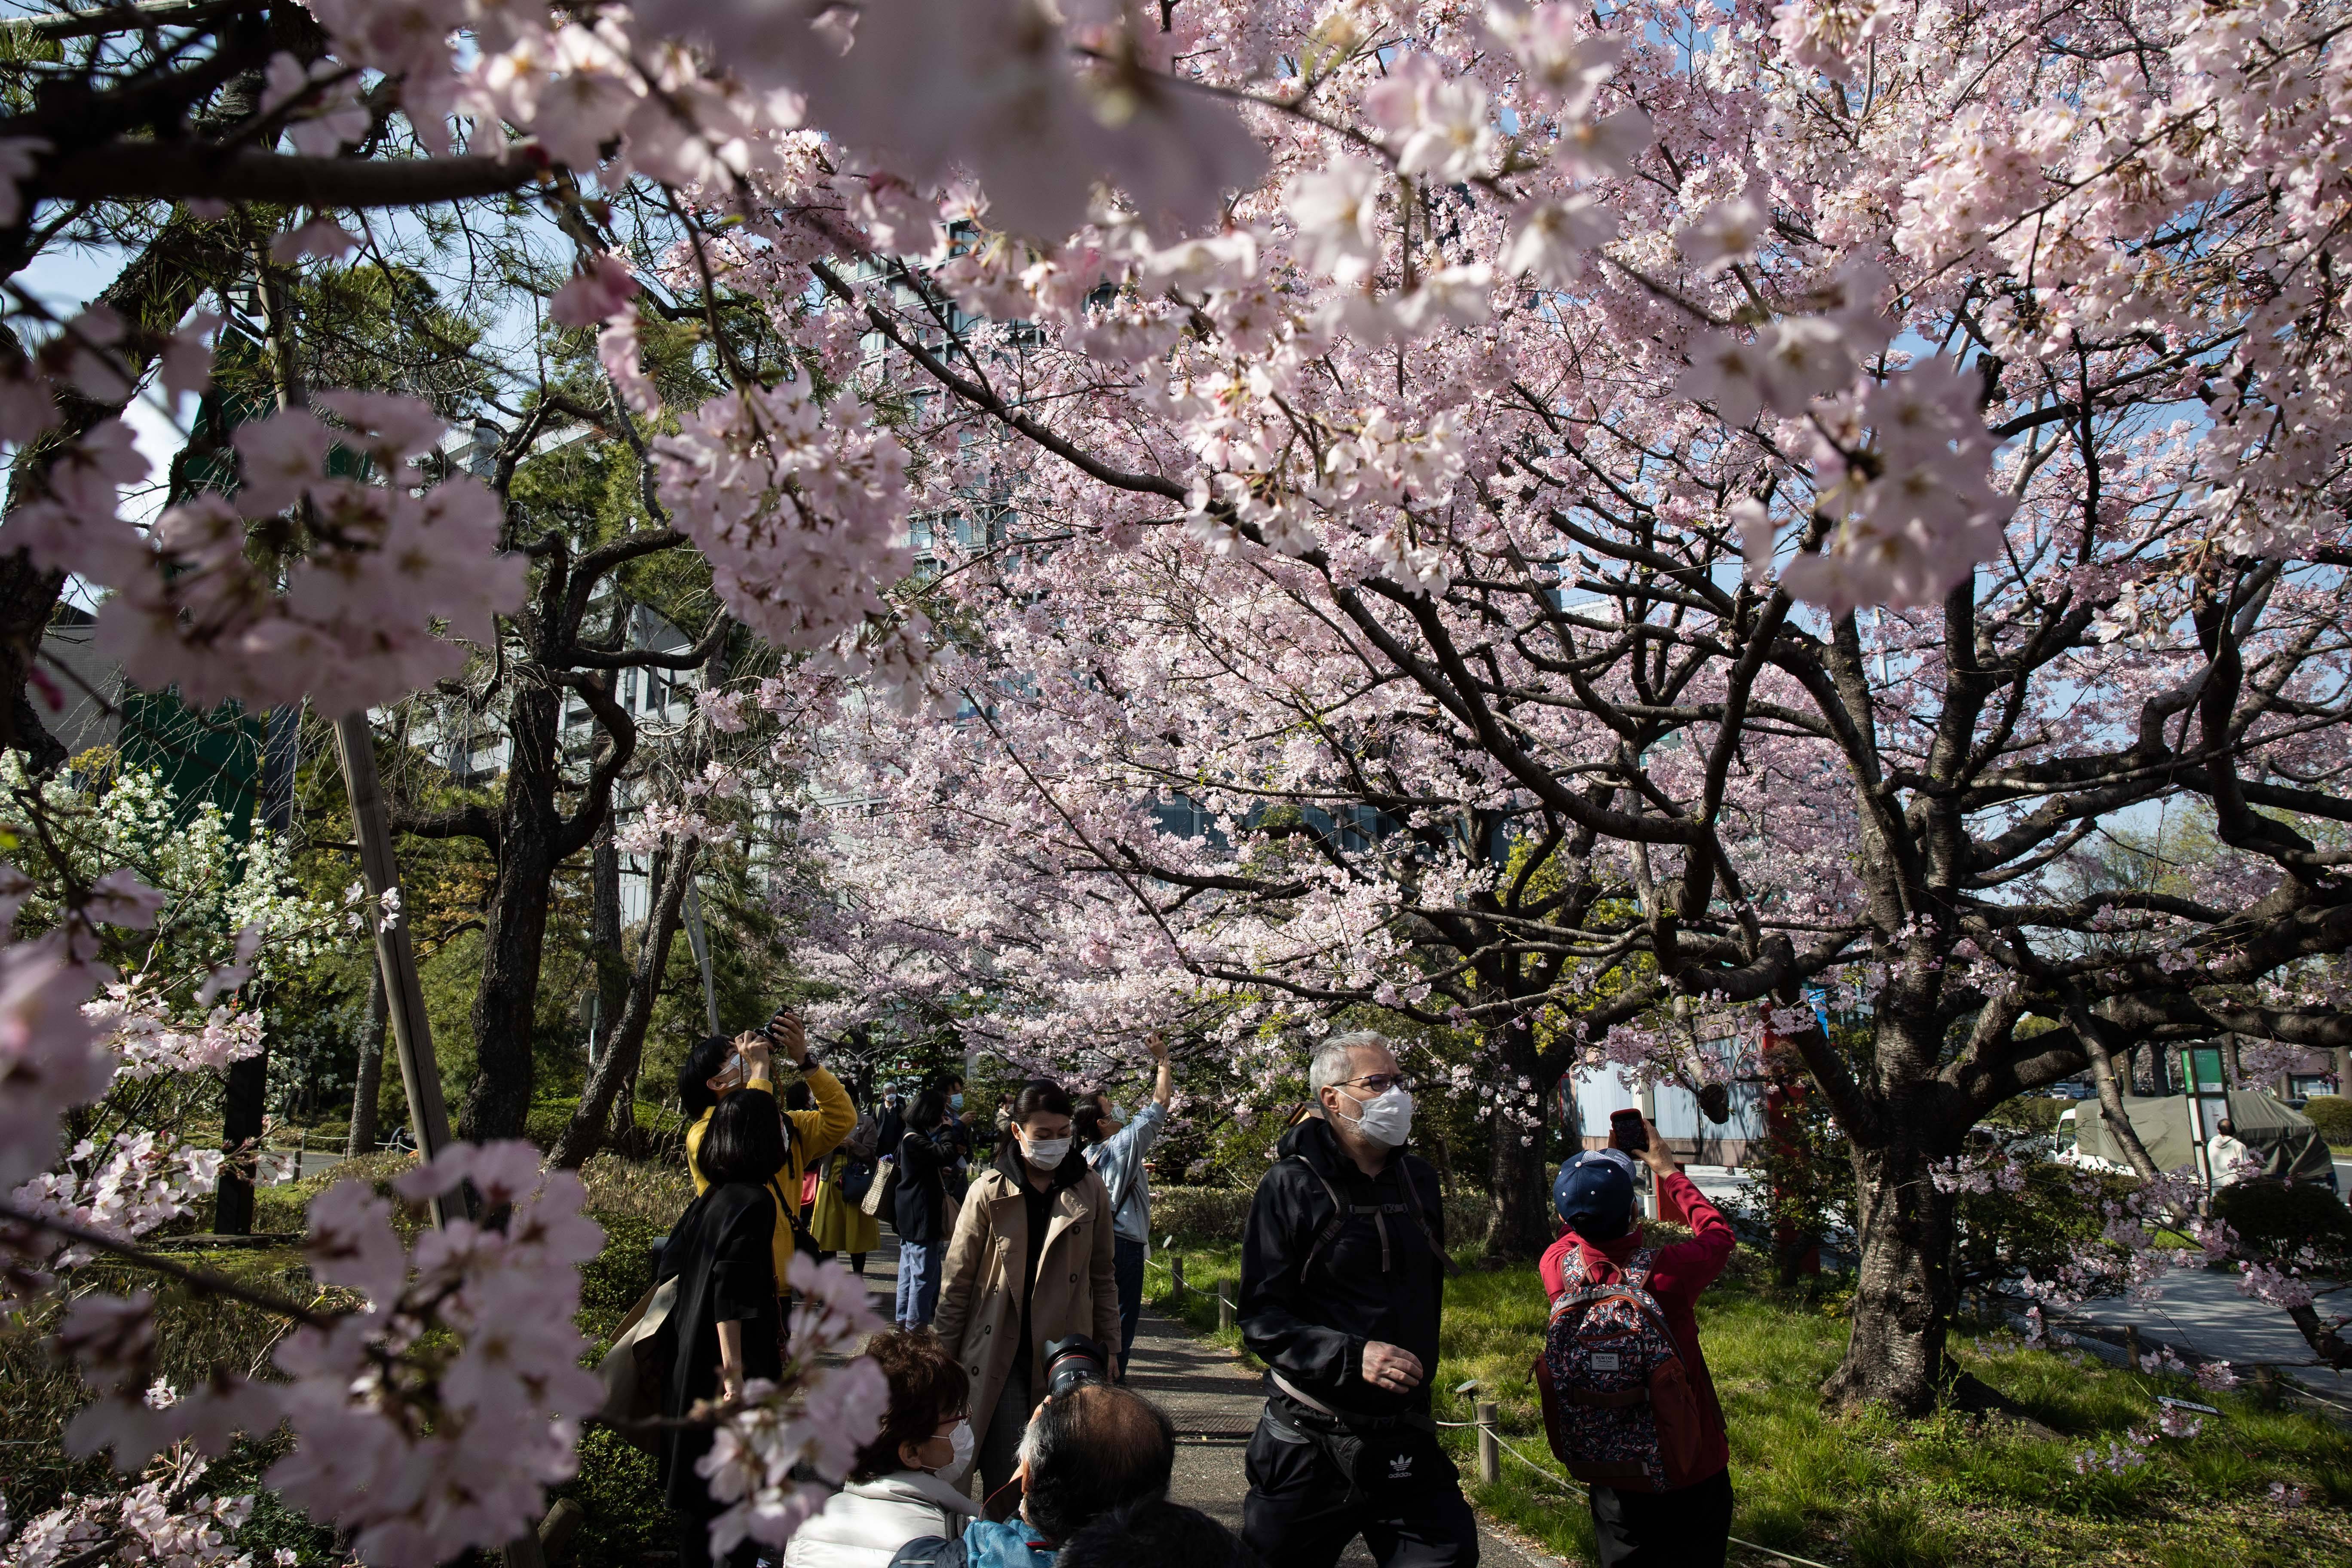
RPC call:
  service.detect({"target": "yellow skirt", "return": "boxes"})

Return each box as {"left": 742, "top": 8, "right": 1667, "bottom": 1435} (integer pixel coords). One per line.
{"left": 810, "top": 1155, "right": 881, "bottom": 1254}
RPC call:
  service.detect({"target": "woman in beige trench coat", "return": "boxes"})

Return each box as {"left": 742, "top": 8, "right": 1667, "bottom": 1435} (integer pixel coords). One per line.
{"left": 931, "top": 1078, "right": 1120, "bottom": 1510}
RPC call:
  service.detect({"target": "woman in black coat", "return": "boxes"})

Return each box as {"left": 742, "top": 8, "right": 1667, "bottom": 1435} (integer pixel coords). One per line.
{"left": 891, "top": 1087, "right": 954, "bottom": 1329}
{"left": 657, "top": 1088, "right": 787, "bottom": 1568}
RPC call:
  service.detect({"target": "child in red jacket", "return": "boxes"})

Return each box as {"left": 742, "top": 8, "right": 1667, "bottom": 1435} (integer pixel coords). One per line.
{"left": 1542, "top": 1116, "right": 1737, "bottom": 1567}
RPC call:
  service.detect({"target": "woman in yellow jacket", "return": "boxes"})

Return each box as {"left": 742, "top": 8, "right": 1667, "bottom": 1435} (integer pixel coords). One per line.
{"left": 680, "top": 1012, "right": 857, "bottom": 1303}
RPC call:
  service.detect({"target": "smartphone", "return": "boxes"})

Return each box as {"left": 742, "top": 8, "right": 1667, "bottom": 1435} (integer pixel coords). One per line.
{"left": 1609, "top": 1108, "right": 1649, "bottom": 1153}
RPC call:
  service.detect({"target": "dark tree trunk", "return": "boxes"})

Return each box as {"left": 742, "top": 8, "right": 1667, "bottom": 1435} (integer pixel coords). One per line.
{"left": 1485, "top": 1016, "right": 1552, "bottom": 1259}
{"left": 1822, "top": 1134, "right": 1959, "bottom": 1415}
{"left": 347, "top": 958, "right": 387, "bottom": 1156}
{"left": 458, "top": 680, "right": 563, "bottom": 1142}
{"left": 549, "top": 839, "right": 700, "bottom": 1168}
{"left": 213, "top": 1049, "right": 267, "bottom": 1234}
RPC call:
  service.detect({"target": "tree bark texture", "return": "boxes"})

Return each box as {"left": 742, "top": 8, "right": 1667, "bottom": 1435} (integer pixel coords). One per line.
{"left": 458, "top": 680, "right": 564, "bottom": 1142}
{"left": 1484, "top": 1016, "right": 1553, "bottom": 1258}
{"left": 1821, "top": 1138, "right": 1959, "bottom": 1415}
{"left": 547, "top": 837, "right": 700, "bottom": 1169}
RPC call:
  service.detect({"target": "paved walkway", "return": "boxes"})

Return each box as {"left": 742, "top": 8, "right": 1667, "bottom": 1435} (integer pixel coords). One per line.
{"left": 2067, "top": 1266, "right": 2352, "bottom": 1402}
{"left": 848, "top": 1231, "right": 1566, "bottom": 1566}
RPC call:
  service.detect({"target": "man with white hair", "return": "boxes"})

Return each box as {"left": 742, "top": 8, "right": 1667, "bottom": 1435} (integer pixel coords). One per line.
{"left": 1235, "top": 1032, "right": 1476, "bottom": 1568}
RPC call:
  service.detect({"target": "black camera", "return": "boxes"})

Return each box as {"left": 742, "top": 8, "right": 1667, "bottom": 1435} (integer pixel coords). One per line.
{"left": 1041, "top": 1333, "right": 1110, "bottom": 1397}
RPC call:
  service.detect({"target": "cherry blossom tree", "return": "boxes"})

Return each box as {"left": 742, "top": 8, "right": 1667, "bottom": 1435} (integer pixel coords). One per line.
{"left": 679, "top": 0, "right": 2352, "bottom": 1414}
{"left": 6, "top": 10, "right": 2352, "bottom": 1568}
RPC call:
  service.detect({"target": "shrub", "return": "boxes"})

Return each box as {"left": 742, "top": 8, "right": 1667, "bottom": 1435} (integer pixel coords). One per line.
{"left": 549, "top": 1427, "right": 668, "bottom": 1568}
{"left": 251, "top": 1148, "right": 418, "bottom": 1234}
{"left": 578, "top": 1213, "right": 668, "bottom": 1345}
{"left": 2304, "top": 1094, "right": 2352, "bottom": 1146}
{"left": 579, "top": 1154, "right": 695, "bottom": 1229}
{"left": 1981, "top": 1096, "right": 2064, "bottom": 1135}
{"left": 526, "top": 1101, "right": 577, "bottom": 1152}
{"left": 2211, "top": 1177, "right": 2352, "bottom": 1265}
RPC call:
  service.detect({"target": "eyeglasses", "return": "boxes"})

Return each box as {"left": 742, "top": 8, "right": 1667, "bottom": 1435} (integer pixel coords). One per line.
{"left": 1341, "top": 1073, "right": 1412, "bottom": 1094}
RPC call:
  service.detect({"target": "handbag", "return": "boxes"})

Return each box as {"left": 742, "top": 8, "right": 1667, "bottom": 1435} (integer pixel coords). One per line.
{"left": 594, "top": 1276, "right": 678, "bottom": 1454}
{"left": 860, "top": 1155, "right": 897, "bottom": 1218}
{"left": 802, "top": 1165, "right": 823, "bottom": 1210}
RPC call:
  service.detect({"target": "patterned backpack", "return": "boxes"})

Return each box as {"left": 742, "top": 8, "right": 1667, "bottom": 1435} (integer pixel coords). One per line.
{"left": 1531, "top": 1245, "right": 1710, "bottom": 1493}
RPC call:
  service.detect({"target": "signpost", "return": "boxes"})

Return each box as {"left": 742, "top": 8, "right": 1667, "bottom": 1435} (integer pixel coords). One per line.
{"left": 2180, "top": 1044, "right": 2228, "bottom": 1194}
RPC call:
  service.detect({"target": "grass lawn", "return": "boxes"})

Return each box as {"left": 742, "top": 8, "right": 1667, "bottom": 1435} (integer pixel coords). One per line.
{"left": 1149, "top": 1234, "right": 2352, "bottom": 1567}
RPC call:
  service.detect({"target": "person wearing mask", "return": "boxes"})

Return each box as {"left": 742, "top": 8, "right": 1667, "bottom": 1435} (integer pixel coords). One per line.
{"left": 894, "top": 1088, "right": 959, "bottom": 1330}
{"left": 680, "top": 1014, "right": 858, "bottom": 1308}
{"left": 1076, "top": 1032, "right": 1173, "bottom": 1381}
{"left": 784, "top": 1330, "right": 980, "bottom": 1568}
{"left": 657, "top": 1088, "right": 787, "bottom": 1568}
{"left": 2206, "top": 1117, "right": 2258, "bottom": 1188}
{"left": 885, "top": 1383, "right": 1176, "bottom": 1568}
{"left": 933, "top": 1079, "right": 1122, "bottom": 1510}
{"left": 1544, "top": 1118, "right": 1737, "bottom": 1566}
{"left": 936, "top": 1075, "right": 975, "bottom": 1185}
{"left": 1237, "top": 1032, "right": 1473, "bottom": 1568}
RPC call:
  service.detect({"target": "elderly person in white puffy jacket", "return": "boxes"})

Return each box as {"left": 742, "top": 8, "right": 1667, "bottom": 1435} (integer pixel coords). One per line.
{"left": 784, "top": 1332, "right": 978, "bottom": 1568}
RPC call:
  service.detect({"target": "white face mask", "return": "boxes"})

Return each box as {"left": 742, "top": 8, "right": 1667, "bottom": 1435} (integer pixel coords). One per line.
{"left": 1022, "top": 1134, "right": 1072, "bottom": 1169}
{"left": 946, "top": 1418, "right": 974, "bottom": 1473}
{"left": 1343, "top": 1085, "right": 1414, "bottom": 1148}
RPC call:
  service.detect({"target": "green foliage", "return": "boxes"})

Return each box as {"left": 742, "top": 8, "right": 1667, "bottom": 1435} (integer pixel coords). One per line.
{"left": 2212, "top": 1179, "right": 2352, "bottom": 1266}
{"left": 1950, "top": 1154, "right": 2138, "bottom": 1296}
{"left": 551, "top": 1428, "right": 669, "bottom": 1568}
{"left": 578, "top": 1213, "right": 668, "bottom": 1346}
{"left": 1985, "top": 1096, "right": 2067, "bottom": 1135}
{"left": 1727, "top": 1078, "right": 1853, "bottom": 1280}
{"left": 2303, "top": 1095, "right": 2352, "bottom": 1147}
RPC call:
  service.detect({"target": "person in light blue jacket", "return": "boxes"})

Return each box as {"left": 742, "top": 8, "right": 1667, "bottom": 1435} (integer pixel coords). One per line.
{"left": 1077, "top": 1032, "right": 1173, "bottom": 1381}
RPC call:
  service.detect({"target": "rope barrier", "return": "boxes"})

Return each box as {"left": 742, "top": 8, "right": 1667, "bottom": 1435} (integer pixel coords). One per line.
{"left": 1480, "top": 1428, "right": 1842, "bottom": 1568}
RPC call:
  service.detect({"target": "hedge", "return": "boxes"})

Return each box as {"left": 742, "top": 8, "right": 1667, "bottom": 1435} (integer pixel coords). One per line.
{"left": 2211, "top": 1176, "right": 2352, "bottom": 1265}
{"left": 2304, "top": 1094, "right": 2352, "bottom": 1147}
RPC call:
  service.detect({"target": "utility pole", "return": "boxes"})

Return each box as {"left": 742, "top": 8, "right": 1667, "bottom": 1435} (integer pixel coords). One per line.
{"left": 332, "top": 711, "right": 455, "bottom": 1229}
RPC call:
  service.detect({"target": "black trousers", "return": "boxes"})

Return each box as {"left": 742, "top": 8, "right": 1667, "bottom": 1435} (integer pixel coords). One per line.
{"left": 1241, "top": 1406, "right": 1480, "bottom": 1568}
{"left": 1588, "top": 1467, "right": 1733, "bottom": 1568}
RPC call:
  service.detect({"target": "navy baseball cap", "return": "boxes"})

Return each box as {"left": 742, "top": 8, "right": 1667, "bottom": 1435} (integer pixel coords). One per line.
{"left": 1553, "top": 1149, "right": 1638, "bottom": 1241}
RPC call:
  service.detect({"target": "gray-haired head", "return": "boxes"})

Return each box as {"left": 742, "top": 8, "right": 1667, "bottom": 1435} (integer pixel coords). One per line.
{"left": 1310, "top": 1031, "right": 1396, "bottom": 1097}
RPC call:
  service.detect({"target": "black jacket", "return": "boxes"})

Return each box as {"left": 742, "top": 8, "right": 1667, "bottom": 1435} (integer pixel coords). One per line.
{"left": 1238, "top": 1115, "right": 1446, "bottom": 1419}
{"left": 894, "top": 1122, "right": 955, "bottom": 1245}
{"left": 655, "top": 1181, "right": 782, "bottom": 1513}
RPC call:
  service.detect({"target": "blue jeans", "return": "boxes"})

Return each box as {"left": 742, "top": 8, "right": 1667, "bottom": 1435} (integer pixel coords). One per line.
{"left": 896, "top": 1240, "right": 940, "bottom": 1329}
{"left": 1113, "top": 1235, "right": 1145, "bottom": 1376}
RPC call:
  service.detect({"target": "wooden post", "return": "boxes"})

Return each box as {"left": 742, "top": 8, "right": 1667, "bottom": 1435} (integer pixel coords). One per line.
{"left": 1476, "top": 1400, "right": 1500, "bottom": 1485}
{"left": 1217, "top": 1278, "right": 1236, "bottom": 1332}
{"left": 2252, "top": 1364, "right": 2280, "bottom": 1407}
{"left": 332, "top": 712, "right": 455, "bottom": 1229}
{"left": 1170, "top": 1255, "right": 1185, "bottom": 1300}
{"left": 2124, "top": 1325, "right": 2142, "bottom": 1372}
